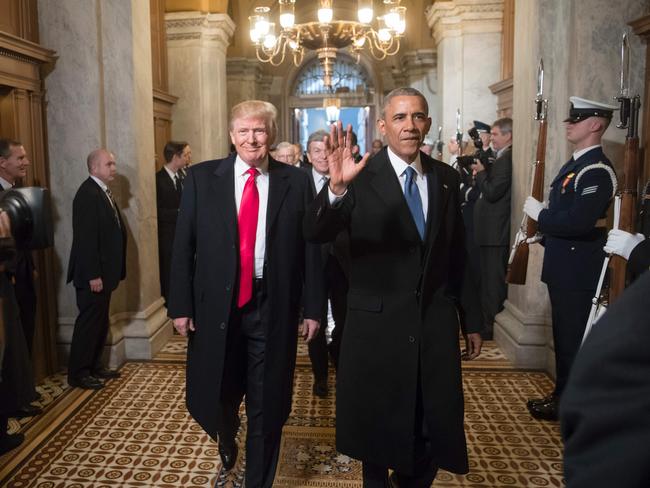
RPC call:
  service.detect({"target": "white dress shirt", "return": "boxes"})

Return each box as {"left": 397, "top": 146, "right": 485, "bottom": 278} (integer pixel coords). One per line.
{"left": 0, "top": 176, "right": 13, "bottom": 190}
{"left": 234, "top": 155, "right": 269, "bottom": 279}
{"left": 311, "top": 168, "right": 329, "bottom": 194}
{"left": 163, "top": 165, "right": 181, "bottom": 189}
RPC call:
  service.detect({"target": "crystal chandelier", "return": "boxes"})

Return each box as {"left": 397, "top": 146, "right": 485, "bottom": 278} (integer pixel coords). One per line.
{"left": 249, "top": 0, "right": 406, "bottom": 89}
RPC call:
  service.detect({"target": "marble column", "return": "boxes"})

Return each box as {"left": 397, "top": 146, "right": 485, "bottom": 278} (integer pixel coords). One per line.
{"left": 427, "top": 0, "right": 504, "bottom": 159}
{"left": 39, "top": 0, "right": 170, "bottom": 368}
{"left": 226, "top": 57, "right": 264, "bottom": 120}
{"left": 166, "top": 11, "right": 235, "bottom": 163}
{"left": 496, "top": 0, "right": 646, "bottom": 371}
{"left": 399, "top": 49, "right": 440, "bottom": 141}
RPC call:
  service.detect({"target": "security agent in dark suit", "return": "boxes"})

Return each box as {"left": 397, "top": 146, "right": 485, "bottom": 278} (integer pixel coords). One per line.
{"left": 471, "top": 118, "right": 512, "bottom": 339}
{"left": 156, "top": 141, "right": 190, "bottom": 305}
{"left": 67, "top": 149, "right": 126, "bottom": 390}
{"left": 305, "top": 87, "right": 482, "bottom": 488}
{"left": 168, "top": 100, "right": 324, "bottom": 488}
{"left": 560, "top": 269, "right": 650, "bottom": 487}
{"left": 0, "top": 138, "right": 40, "bottom": 418}
{"left": 303, "top": 129, "right": 349, "bottom": 398}
{"left": 523, "top": 97, "right": 618, "bottom": 421}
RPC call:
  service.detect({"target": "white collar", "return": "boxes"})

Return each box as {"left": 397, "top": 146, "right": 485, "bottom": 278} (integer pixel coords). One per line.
{"left": 0, "top": 176, "right": 13, "bottom": 190}
{"left": 90, "top": 175, "right": 108, "bottom": 191}
{"left": 573, "top": 144, "right": 601, "bottom": 161}
{"left": 234, "top": 154, "right": 269, "bottom": 176}
{"left": 386, "top": 146, "right": 423, "bottom": 178}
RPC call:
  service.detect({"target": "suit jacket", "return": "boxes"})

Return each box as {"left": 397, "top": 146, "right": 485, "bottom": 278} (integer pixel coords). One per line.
{"left": 67, "top": 177, "right": 126, "bottom": 291}
{"left": 539, "top": 147, "right": 616, "bottom": 290}
{"left": 167, "top": 154, "right": 324, "bottom": 440}
{"left": 473, "top": 145, "right": 512, "bottom": 246}
{"left": 561, "top": 269, "right": 650, "bottom": 487}
{"left": 156, "top": 168, "right": 182, "bottom": 300}
{"left": 629, "top": 238, "right": 650, "bottom": 276}
{"left": 304, "top": 148, "right": 481, "bottom": 474}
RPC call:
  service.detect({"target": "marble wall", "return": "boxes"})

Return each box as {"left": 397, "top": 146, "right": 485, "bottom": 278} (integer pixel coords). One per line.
{"left": 39, "top": 0, "right": 170, "bottom": 368}
{"left": 166, "top": 11, "right": 235, "bottom": 163}
{"left": 496, "top": 0, "right": 647, "bottom": 372}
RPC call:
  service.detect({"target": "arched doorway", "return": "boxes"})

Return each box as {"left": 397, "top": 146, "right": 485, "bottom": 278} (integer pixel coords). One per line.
{"left": 288, "top": 54, "right": 378, "bottom": 153}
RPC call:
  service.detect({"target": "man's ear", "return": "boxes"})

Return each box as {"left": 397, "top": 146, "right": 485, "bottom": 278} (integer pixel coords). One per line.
{"left": 377, "top": 118, "right": 386, "bottom": 136}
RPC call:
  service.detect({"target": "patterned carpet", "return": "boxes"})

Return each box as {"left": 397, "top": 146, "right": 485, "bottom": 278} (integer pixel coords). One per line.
{"left": 0, "top": 335, "right": 564, "bottom": 487}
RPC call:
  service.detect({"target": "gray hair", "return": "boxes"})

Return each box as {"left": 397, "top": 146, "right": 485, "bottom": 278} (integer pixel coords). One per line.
{"left": 492, "top": 117, "right": 512, "bottom": 134}
{"left": 307, "top": 130, "right": 329, "bottom": 152}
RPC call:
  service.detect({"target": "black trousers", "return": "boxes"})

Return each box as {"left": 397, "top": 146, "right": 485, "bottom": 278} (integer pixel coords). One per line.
{"left": 13, "top": 270, "right": 36, "bottom": 356}
{"left": 362, "top": 371, "right": 438, "bottom": 488}
{"left": 478, "top": 245, "right": 509, "bottom": 334}
{"left": 67, "top": 287, "right": 112, "bottom": 380}
{"left": 218, "top": 283, "right": 281, "bottom": 488}
{"left": 308, "top": 255, "right": 348, "bottom": 380}
{"left": 547, "top": 287, "right": 593, "bottom": 397}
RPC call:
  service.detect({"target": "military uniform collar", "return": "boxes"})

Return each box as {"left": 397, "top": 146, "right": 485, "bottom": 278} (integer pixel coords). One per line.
{"left": 572, "top": 144, "right": 601, "bottom": 162}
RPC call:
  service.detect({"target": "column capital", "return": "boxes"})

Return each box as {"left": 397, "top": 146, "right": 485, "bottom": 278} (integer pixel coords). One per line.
{"left": 400, "top": 49, "right": 437, "bottom": 79}
{"left": 165, "top": 11, "right": 235, "bottom": 51}
{"left": 426, "top": 0, "right": 504, "bottom": 46}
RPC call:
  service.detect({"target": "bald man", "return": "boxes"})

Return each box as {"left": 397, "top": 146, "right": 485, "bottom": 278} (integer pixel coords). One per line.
{"left": 66, "top": 149, "right": 126, "bottom": 390}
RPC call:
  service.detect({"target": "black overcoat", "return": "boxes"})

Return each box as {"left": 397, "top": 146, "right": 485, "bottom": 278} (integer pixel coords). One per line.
{"left": 156, "top": 168, "right": 182, "bottom": 301}
{"left": 167, "top": 155, "right": 324, "bottom": 441}
{"left": 304, "top": 149, "right": 481, "bottom": 474}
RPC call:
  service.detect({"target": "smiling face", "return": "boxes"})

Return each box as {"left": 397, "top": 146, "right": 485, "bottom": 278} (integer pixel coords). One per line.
{"left": 307, "top": 140, "right": 330, "bottom": 175}
{"left": 275, "top": 145, "right": 296, "bottom": 165}
{"left": 378, "top": 96, "right": 431, "bottom": 163}
{"left": 230, "top": 116, "right": 270, "bottom": 167}
{"left": 0, "top": 144, "right": 30, "bottom": 184}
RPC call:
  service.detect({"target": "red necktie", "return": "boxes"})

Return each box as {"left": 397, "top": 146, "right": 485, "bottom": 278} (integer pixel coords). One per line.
{"left": 237, "top": 167, "right": 260, "bottom": 308}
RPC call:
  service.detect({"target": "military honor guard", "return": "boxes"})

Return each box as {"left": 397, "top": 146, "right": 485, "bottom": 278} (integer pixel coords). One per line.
{"left": 522, "top": 96, "right": 618, "bottom": 420}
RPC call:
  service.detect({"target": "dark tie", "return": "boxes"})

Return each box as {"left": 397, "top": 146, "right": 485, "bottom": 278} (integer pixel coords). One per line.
{"left": 174, "top": 173, "right": 182, "bottom": 195}
{"left": 237, "top": 168, "right": 260, "bottom": 308}
{"left": 404, "top": 166, "right": 425, "bottom": 240}
{"left": 105, "top": 188, "right": 121, "bottom": 227}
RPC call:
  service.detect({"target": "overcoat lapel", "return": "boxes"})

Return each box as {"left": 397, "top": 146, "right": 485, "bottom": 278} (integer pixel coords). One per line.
{"left": 422, "top": 157, "right": 449, "bottom": 247}
{"left": 369, "top": 151, "right": 421, "bottom": 242}
{"left": 267, "top": 159, "right": 290, "bottom": 236}
{"left": 211, "top": 154, "right": 237, "bottom": 243}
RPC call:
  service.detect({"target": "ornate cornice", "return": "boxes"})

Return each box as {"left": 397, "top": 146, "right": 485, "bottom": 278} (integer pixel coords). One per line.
{"left": 165, "top": 11, "right": 235, "bottom": 49}
{"left": 226, "top": 57, "right": 263, "bottom": 80}
{"left": 426, "top": 0, "right": 504, "bottom": 46}
{"left": 0, "top": 31, "right": 57, "bottom": 65}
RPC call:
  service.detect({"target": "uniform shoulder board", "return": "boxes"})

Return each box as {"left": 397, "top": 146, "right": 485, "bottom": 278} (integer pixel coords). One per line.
{"left": 574, "top": 162, "right": 617, "bottom": 198}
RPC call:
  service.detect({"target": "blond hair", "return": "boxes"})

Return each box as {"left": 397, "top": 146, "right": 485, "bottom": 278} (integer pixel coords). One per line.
{"left": 230, "top": 100, "right": 278, "bottom": 146}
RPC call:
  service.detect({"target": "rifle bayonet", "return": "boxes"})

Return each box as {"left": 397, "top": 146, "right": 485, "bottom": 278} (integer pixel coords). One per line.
{"left": 616, "top": 32, "right": 631, "bottom": 129}
{"left": 535, "top": 58, "right": 547, "bottom": 121}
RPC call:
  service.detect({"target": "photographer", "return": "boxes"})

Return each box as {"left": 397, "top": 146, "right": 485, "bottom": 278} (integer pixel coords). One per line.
{"left": 471, "top": 118, "right": 512, "bottom": 339}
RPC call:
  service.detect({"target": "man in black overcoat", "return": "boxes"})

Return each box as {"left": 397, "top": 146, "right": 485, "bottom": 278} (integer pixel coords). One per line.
{"left": 304, "top": 87, "right": 482, "bottom": 488}
{"left": 561, "top": 269, "right": 650, "bottom": 487}
{"left": 471, "top": 118, "right": 512, "bottom": 339}
{"left": 67, "top": 149, "right": 126, "bottom": 390}
{"left": 156, "top": 141, "right": 190, "bottom": 305}
{"left": 302, "top": 129, "right": 349, "bottom": 397}
{"left": 168, "top": 100, "right": 323, "bottom": 488}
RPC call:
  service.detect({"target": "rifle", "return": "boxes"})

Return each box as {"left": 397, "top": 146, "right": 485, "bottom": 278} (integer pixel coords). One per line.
{"left": 506, "top": 59, "right": 547, "bottom": 285}
{"left": 435, "top": 126, "right": 444, "bottom": 160}
{"left": 455, "top": 109, "right": 463, "bottom": 155}
{"left": 608, "top": 32, "right": 641, "bottom": 303}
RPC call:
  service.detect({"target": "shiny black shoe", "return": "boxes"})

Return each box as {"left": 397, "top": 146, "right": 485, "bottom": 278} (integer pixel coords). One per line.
{"left": 0, "top": 433, "right": 24, "bottom": 455}
{"left": 526, "top": 394, "right": 557, "bottom": 409}
{"left": 8, "top": 404, "right": 43, "bottom": 418}
{"left": 312, "top": 378, "right": 328, "bottom": 398}
{"left": 218, "top": 441, "right": 238, "bottom": 471}
{"left": 528, "top": 397, "right": 559, "bottom": 421}
{"left": 92, "top": 368, "right": 121, "bottom": 379}
{"left": 68, "top": 375, "right": 104, "bottom": 390}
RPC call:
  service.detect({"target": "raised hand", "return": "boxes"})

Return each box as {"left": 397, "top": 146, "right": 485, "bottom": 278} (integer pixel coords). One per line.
{"left": 326, "top": 121, "right": 369, "bottom": 195}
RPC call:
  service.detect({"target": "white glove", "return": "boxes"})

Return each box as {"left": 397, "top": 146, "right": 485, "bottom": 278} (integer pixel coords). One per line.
{"left": 525, "top": 233, "right": 543, "bottom": 245}
{"left": 604, "top": 229, "right": 645, "bottom": 260}
{"left": 523, "top": 196, "right": 545, "bottom": 221}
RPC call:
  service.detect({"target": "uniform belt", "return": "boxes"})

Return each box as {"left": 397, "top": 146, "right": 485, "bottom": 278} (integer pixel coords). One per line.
{"left": 594, "top": 218, "right": 608, "bottom": 229}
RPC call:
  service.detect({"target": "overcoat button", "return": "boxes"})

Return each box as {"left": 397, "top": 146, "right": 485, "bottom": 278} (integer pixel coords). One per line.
{"left": 225, "top": 284, "right": 231, "bottom": 291}
{"left": 220, "top": 322, "right": 226, "bottom": 329}
{"left": 409, "top": 336, "right": 415, "bottom": 343}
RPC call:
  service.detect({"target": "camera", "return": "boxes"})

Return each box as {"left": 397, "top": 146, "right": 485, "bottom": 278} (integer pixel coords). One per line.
{"left": 0, "top": 187, "right": 53, "bottom": 250}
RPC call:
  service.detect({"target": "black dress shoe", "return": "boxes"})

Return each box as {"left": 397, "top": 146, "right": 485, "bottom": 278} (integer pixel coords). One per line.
{"left": 68, "top": 376, "right": 104, "bottom": 390}
{"left": 312, "top": 378, "right": 328, "bottom": 398}
{"left": 9, "top": 404, "right": 43, "bottom": 418}
{"left": 92, "top": 368, "right": 121, "bottom": 379}
{"left": 218, "top": 441, "right": 238, "bottom": 471}
{"left": 526, "top": 394, "right": 557, "bottom": 409}
{"left": 0, "top": 433, "right": 24, "bottom": 455}
{"left": 528, "top": 397, "right": 559, "bottom": 421}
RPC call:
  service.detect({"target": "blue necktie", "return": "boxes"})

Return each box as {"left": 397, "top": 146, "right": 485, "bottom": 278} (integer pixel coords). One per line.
{"left": 404, "top": 166, "right": 425, "bottom": 240}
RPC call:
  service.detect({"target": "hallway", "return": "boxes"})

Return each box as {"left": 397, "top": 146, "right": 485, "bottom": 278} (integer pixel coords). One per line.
{"left": 0, "top": 335, "right": 562, "bottom": 487}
